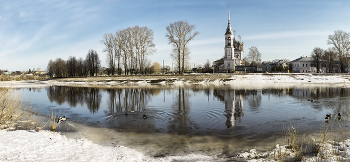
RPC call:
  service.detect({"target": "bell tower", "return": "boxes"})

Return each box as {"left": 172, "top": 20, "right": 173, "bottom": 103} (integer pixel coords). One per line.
{"left": 224, "top": 8, "right": 235, "bottom": 70}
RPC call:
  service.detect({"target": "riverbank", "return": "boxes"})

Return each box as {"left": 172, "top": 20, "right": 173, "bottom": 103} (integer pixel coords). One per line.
{"left": 2, "top": 73, "right": 350, "bottom": 89}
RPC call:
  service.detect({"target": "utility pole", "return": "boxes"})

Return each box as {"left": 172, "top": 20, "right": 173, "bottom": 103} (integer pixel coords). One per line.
{"left": 163, "top": 60, "right": 164, "bottom": 74}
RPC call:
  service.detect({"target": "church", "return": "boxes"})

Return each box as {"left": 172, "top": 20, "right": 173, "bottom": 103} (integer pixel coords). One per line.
{"left": 214, "top": 9, "right": 244, "bottom": 72}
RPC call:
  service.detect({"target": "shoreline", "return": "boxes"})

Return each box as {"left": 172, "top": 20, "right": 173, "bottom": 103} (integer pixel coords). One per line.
{"left": 1, "top": 73, "right": 350, "bottom": 89}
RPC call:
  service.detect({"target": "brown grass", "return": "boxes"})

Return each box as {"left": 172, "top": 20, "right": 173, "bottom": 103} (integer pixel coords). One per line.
{"left": 49, "top": 110, "right": 57, "bottom": 131}
{"left": 0, "top": 86, "right": 44, "bottom": 130}
{"left": 0, "top": 75, "right": 47, "bottom": 81}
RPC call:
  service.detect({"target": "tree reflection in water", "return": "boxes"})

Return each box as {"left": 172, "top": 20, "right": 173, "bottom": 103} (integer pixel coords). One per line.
{"left": 46, "top": 86, "right": 101, "bottom": 113}
{"left": 213, "top": 89, "right": 244, "bottom": 128}
{"left": 167, "top": 88, "right": 199, "bottom": 134}
{"left": 244, "top": 90, "right": 261, "bottom": 112}
{"left": 103, "top": 88, "right": 161, "bottom": 131}
{"left": 105, "top": 88, "right": 161, "bottom": 114}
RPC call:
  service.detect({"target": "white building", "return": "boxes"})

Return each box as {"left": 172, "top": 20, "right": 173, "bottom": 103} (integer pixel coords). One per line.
{"left": 217, "top": 9, "right": 244, "bottom": 72}
{"left": 290, "top": 56, "right": 320, "bottom": 73}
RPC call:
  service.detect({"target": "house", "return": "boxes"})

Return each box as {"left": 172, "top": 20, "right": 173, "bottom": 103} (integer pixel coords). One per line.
{"left": 290, "top": 56, "right": 320, "bottom": 73}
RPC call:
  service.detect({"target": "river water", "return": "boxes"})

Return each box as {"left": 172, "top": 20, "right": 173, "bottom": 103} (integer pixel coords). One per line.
{"left": 16, "top": 86, "right": 350, "bottom": 157}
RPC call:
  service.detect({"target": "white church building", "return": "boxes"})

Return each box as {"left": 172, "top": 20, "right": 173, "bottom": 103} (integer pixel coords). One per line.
{"left": 215, "top": 9, "right": 244, "bottom": 72}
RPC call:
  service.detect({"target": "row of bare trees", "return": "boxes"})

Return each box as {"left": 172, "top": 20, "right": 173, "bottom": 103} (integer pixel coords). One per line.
{"left": 101, "top": 26, "right": 156, "bottom": 75}
{"left": 310, "top": 47, "right": 337, "bottom": 73}
{"left": 311, "top": 30, "right": 350, "bottom": 73}
{"left": 166, "top": 21, "right": 199, "bottom": 74}
{"left": 46, "top": 49, "right": 100, "bottom": 77}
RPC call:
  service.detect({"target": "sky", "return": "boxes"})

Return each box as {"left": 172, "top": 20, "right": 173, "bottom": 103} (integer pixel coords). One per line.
{"left": 1, "top": 0, "right": 350, "bottom": 71}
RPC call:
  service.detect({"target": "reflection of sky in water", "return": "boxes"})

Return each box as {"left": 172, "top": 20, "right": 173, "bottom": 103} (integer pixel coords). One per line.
{"left": 16, "top": 87, "right": 350, "bottom": 136}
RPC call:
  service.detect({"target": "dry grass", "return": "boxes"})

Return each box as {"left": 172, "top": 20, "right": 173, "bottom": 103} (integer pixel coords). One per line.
{"left": 271, "top": 124, "right": 309, "bottom": 161}
{"left": 279, "top": 122, "right": 349, "bottom": 161}
{"left": 0, "top": 86, "right": 44, "bottom": 130}
{"left": 0, "top": 75, "right": 47, "bottom": 81}
{"left": 49, "top": 110, "right": 57, "bottom": 131}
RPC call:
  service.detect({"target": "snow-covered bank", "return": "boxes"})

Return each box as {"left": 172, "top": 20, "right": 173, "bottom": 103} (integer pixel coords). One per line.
{"left": 2, "top": 129, "right": 349, "bottom": 162}
{"left": 237, "top": 139, "right": 350, "bottom": 162}
{"left": 2, "top": 74, "right": 350, "bottom": 89}
{"left": 0, "top": 130, "right": 216, "bottom": 162}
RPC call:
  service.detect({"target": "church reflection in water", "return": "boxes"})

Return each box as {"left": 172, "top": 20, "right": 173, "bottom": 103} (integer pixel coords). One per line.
{"left": 214, "top": 90, "right": 244, "bottom": 128}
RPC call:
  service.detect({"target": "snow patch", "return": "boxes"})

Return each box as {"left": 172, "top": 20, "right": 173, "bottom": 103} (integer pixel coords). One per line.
{"left": 0, "top": 130, "right": 215, "bottom": 161}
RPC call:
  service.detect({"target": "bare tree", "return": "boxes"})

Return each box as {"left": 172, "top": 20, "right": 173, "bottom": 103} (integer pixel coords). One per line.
{"left": 203, "top": 59, "right": 211, "bottom": 72}
{"left": 67, "top": 56, "right": 78, "bottom": 77}
{"left": 101, "top": 33, "right": 115, "bottom": 75}
{"left": 327, "top": 30, "right": 350, "bottom": 73}
{"left": 46, "top": 59, "right": 55, "bottom": 77}
{"left": 242, "top": 57, "right": 250, "bottom": 66}
{"left": 113, "top": 30, "right": 124, "bottom": 75}
{"left": 126, "top": 27, "right": 136, "bottom": 75}
{"left": 152, "top": 62, "right": 161, "bottom": 74}
{"left": 85, "top": 49, "right": 101, "bottom": 76}
{"left": 54, "top": 58, "right": 67, "bottom": 77}
{"left": 323, "top": 48, "right": 337, "bottom": 73}
{"left": 166, "top": 21, "right": 199, "bottom": 74}
{"left": 247, "top": 46, "right": 262, "bottom": 66}
{"left": 138, "top": 26, "right": 156, "bottom": 74}
{"left": 102, "top": 26, "right": 156, "bottom": 75}
{"left": 311, "top": 47, "right": 324, "bottom": 73}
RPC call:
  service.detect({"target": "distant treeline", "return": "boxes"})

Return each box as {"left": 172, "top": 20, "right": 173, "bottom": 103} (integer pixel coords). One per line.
{"left": 46, "top": 49, "right": 100, "bottom": 77}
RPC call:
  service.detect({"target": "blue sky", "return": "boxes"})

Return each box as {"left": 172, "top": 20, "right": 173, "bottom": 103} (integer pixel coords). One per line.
{"left": 1, "top": 0, "right": 350, "bottom": 71}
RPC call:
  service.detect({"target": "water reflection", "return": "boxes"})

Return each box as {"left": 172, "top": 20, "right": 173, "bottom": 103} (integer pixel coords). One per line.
{"left": 47, "top": 86, "right": 101, "bottom": 113}
{"left": 105, "top": 89, "right": 160, "bottom": 114}
{"left": 168, "top": 88, "right": 199, "bottom": 134}
{"left": 41, "top": 86, "right": 350, "bottom": 135}
{"left": 261, "top": 87, "right": 350, "bottom": 120}
{"left": 213, "top": 90, "right": 244, "bottom": 128}
{"left": 289, "top": 87, "right": 350, "bottom": 119}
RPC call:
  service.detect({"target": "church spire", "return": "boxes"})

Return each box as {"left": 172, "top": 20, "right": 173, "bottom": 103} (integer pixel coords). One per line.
{"left": 228, "top": 7, "right": 230, "bottom": 23}
{"left": 225, "top": 7, "right": 233, "bottom": 35}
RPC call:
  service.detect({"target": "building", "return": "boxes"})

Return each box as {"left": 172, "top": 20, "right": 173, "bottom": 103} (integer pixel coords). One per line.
{"left": 214, "top": 9, "right": 244, "bottom": 72}
{"left": 290, "top": 56, "right": 320, "bottom": 73}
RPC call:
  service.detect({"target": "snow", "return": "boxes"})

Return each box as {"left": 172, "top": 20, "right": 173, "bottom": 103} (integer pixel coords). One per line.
{"left": 0, "top": 130, "right": 215, "bottom": 162}
{"left": 1, "top": 74, "right": 350, "bottom": 89}
{"left": 237, "top": 139, "right": 350, "bottom": 162}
